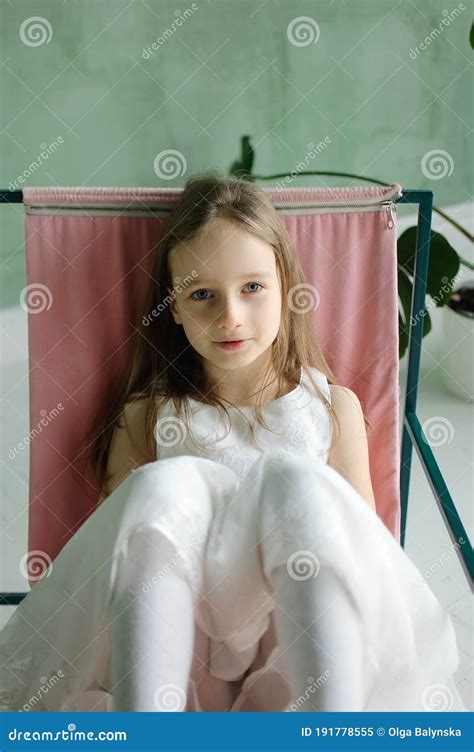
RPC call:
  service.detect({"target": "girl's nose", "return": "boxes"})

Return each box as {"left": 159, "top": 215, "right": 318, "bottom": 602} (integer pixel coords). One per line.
{"left": 215, "top": 299, "right": 243, "bottom": 330}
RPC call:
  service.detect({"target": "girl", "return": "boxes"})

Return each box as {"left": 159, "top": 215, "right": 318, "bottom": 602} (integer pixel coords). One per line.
{"left": 0, "top": 172, "right": 465, "bottom": 713}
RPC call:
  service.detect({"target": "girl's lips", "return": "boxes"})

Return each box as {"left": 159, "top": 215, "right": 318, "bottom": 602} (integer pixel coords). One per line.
{"left": 214, "top": 339, "right": 251, "bottom": 351}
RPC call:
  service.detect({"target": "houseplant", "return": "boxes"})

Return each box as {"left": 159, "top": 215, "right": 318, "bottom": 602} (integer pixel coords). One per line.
{"left": 228, "top": 136, "right": 473, "bottom": 365}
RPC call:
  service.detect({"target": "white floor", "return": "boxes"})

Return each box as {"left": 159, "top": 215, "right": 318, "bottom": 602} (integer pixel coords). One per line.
{"left": 399, "top": 362, "right": 473, "bottom": 712}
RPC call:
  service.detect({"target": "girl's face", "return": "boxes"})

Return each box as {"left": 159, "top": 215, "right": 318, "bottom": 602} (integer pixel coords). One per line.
{"left": 167, "top": 220, "right": 283, "bottom": 383}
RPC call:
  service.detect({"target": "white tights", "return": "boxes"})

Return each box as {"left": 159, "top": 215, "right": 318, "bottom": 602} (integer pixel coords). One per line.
{"left": 109, "top": 532, "right": 195, "bottom": 712}
{"left": 108, "top": 455, "right": 368, "bottom": 712}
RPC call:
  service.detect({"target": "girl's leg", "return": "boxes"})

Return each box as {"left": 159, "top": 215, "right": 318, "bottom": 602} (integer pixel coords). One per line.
{"left": 109, "top": 529, "right": 195, "bottom": 712}
{"left": 258, "top": 452, "right": 464, "bottom": 713}
{"left": 104, "top": 456, "right": 239, "bottom": 713}
{"left": 270, "top": 564, "right": 365, "bottom": 711}
{"left": 257, "top": 454, "right": 377, "bottom": 712}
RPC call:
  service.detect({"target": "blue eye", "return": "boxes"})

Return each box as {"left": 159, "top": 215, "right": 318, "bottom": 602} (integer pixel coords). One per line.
{"left": 190, "top": 283, "right": 263, "bottom": 301}
{"left": 246, "top": 282, "right": 262, "bottom": 293}
{"left": 190, "top": 289, "right": 211, "bottom": 301}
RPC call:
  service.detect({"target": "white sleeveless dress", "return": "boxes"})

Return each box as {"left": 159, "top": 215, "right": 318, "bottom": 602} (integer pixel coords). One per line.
{"left": 0, "top": 367, "right": 466, "bottom": 712}
{"left": 155, "top": 365, "right": 333, "bottom": 693}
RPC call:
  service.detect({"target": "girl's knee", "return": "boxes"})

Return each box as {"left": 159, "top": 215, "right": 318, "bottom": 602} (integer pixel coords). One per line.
{"left": 128, "top": 455, "right": 216, "bottom": 524}
{"left": 258, "top": 453, "right": 331, "bottom": 547}
{"left": 261, "top": 452, "right": 325, "bottom": 506}
{"left": 117, "top": 456, "right": 221, "bottom": 549}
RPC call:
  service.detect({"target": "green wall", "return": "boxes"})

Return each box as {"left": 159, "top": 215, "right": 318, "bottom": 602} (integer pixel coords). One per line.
{"left": 1, "top": 0, "right": 471, "bottom": 306}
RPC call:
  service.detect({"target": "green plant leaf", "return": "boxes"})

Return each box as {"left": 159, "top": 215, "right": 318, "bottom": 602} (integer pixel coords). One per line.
{"left": 229, "top": 135, "right": 255, "bottom": 178}
{"left": 397, "top": 226, "right": 418, "bottom": 276}
{"left": 398, "top": 266, "right": 413, "bottom": 332}
{"left": 399, "top": 312, "right": 408, "bottom": 359}
{"left": 470, "top": 22, "right": 474, "bottom": 48}
{"left": 397, "top": 227, "right": 460, "bottom": 307}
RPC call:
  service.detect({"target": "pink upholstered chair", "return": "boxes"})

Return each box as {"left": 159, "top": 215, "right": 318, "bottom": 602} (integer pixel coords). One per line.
{"left": 3, "top": 182, "right": 469, "bottom": 711}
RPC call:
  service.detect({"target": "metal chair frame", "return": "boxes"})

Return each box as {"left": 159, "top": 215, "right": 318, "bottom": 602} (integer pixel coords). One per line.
{"left": 1, "top": 187, "right": 472, "bottom": 607}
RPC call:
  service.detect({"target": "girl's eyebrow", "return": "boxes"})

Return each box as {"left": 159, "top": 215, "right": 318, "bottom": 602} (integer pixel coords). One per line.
{"left": 188, "top": 271, "right": 273, "bottom": 286}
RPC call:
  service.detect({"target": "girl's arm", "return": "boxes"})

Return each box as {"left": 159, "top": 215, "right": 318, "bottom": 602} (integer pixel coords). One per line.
{"left": 96, "top": 397, "right": 150, "bottom": 508}
{"left": 327, "top": 385, "right": 377, "bottom": 512}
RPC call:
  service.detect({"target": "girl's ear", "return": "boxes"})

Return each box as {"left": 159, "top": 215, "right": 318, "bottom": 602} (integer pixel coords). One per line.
{"left": 167, "top": 287, "right": 182, "bottom": 325}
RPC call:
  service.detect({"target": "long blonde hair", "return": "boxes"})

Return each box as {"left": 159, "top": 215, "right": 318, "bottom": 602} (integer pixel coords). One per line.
{"left": 82, "top": 170, "right": 370, "bottom": 499}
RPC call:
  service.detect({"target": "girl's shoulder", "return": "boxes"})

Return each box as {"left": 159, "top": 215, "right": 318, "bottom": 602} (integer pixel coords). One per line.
{"left": 326, "top": 383, "right": 363, "bottom": 424}
{"left": 305, "top": 366, "right": 360, "bottom": 413}
{"left": 305, "top": 369, "right": 366, "bottom": 427}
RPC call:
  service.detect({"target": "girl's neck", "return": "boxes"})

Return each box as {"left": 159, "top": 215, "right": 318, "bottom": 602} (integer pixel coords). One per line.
{"left": 211, "top": 372, "right": 298, "bottom": 408}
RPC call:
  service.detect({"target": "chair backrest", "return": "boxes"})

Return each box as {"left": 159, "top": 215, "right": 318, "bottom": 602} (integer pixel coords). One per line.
{"left": 22, "top": 183, "right": 402, "bottom": 588}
